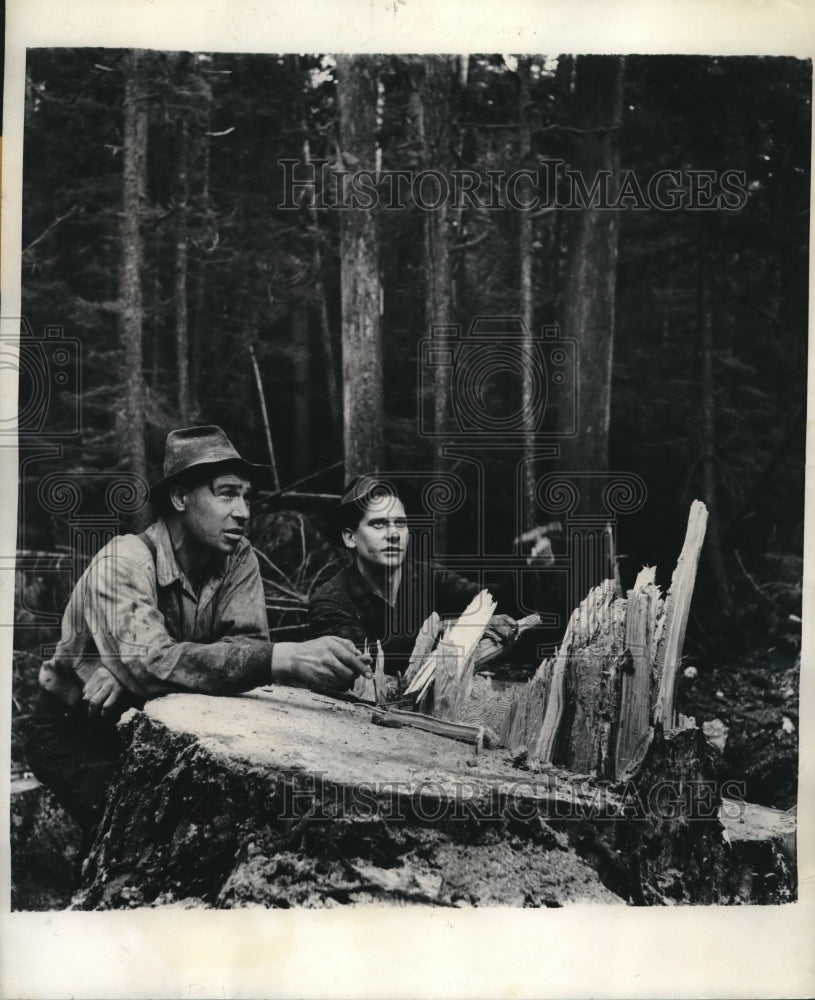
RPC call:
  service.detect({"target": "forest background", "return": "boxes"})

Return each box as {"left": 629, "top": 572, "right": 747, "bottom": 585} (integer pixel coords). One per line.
{"left": 14, "top": 50, "right": 810, "bottom": 807}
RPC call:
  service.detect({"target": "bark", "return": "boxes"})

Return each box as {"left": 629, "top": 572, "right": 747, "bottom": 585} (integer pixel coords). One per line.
{"left": 653, "top": 500, "right": 709, "bottom": 727}
{"left": 75, "top": 689, "right": 621, "bottom": 908}
{"left": 406, "top": 502, "right": 707, "bottom": 780}
{"left": 419, "top": 55, "right": 456, "bottom": 553}
{"left": 518, "top": 57, "right": 537, "bottom": 534}
{"left": 174, "top": 114, "right": 191, "bottom": 422}
{"left": 73, "top": 686, "right": 794, "bottom": 909}
{"left": 189, "top": 70, "right": 213, "bottom": 416}
{"left": 149, "top": 229, "right": 161, "bottom": 387}
{"left": 614, "top": 567, "right": 661, "bottom": 777}
{"left": 336, "top": 55, "right": 383, "bottom": 478}
{"left": 450, "top": 55, "right": 470, "bottom": 311}
{"left": 303, "top": 139, "right": 341, "bottom": 434}
{"left": 559, "top": 56, "right": 624, "bottom": 515}
{"left": 120, "top": 49, "right": 148, "bottom": 526}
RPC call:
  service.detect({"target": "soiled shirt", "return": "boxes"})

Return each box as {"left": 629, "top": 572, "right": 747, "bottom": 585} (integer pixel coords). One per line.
{"left": 39, "top": 518, "right": 271, "bottom": 708}
{"left": 309, "top": 558, "right": 479, "bottom": 674}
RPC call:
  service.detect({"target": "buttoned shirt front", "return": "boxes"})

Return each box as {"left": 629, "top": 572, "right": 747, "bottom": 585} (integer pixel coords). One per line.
{"left": 39, "top": 519, "right": 271, "bottom": 709}
{"left": 309, "top": 557, "right": 480, "bottom": 674}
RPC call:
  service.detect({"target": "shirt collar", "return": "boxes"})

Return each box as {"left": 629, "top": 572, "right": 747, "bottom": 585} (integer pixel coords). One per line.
{"left": 147, "top": 518, "right": 228, "bottom": 593}
{"left": 348, "top": 556, "right": 415, "bottom": 603}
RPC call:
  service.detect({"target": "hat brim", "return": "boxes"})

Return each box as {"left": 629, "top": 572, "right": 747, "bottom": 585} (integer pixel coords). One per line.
{"left": 149, "top": 457, "right": 274, "bottom": 503}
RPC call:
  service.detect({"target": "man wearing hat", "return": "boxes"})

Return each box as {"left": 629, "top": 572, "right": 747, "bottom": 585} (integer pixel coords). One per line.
{"left": 25, "top": 426, "right": 372, "bottom": 840}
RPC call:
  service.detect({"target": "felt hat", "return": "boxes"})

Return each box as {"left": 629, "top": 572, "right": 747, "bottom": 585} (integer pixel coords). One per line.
{"left": 150, "top": 425, "right": 273, "bottom": 500}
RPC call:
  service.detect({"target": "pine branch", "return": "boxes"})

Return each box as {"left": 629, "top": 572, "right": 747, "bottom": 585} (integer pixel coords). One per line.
{"left": 22, "top": 205, "right": 80, "bottom": 259}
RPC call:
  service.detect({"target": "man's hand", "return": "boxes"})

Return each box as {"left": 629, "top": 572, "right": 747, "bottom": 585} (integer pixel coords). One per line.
{"left": 83, "top": 665, "right": 129, "bottom": 720}
{"left": 271, "top": 637, "right": 373, "bottom": 692}
{"left": 484, "top": 614, "right": 519, "bottom": 646}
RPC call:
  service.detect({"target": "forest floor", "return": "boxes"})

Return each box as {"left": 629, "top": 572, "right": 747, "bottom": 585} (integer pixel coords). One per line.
{"left": 675, "top": 654, "right": 799, "bottom": 812}
{"left": 10, "top": 636, "right": 800, "bottom": 911}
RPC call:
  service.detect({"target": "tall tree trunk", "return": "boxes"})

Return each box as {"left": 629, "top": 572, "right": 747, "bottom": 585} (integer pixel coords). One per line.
{"left": 150, "top": 227, "right": 161, "bottom": 387}
{"left": 120, "top": 49, "right": 148, "bottom": 524}
{"left": 189, "top": 65, "right": 213, "bottom": 418}
{"left": 698, "top": 241, "right": 732, "bottom": 613}
{"left": 450, "top": 55, "right": 470, "bottom": 326}
{"left": 303, "top": 139, "right": 341, "bottom": 435}
{"left": 420, "top": 55, "right": 456, "bottom": 553}
{"left": 292, "top": 303, "right": 311, "bottom": 480}
{"left": 289, "top": 52, "right": 340, "bottom": 445}
{"left": 175, "top": 113, "right": 191, "bottom": 423}
{"left": 518, "top": 56, "right": 536, "bottom": 534}
{"left": 559, "top": 55, "right": 624, "bottom": 515}
{"left": 336, "top": 55, "right": 383, "bottom": 478}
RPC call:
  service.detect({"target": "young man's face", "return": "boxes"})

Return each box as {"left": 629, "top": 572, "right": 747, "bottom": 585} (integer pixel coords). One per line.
{"left": 175, "top": 472, "right": 253, "bottom": 556}
{"left": 343, "top": 494, "right": 409, "bottom": 572}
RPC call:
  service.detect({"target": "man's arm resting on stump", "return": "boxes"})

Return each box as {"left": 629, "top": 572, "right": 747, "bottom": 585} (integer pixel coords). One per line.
{"left": 74, "top": 546, "right": 371, "bottom": 704}
{"left": 305, "top": 591, "right": 376, "bottom": 689}
{"left": 271, "top": 637, "right": 372, "bottom": 692}
{"left": 82, "top": 635, "right": 374, "bottom": 715}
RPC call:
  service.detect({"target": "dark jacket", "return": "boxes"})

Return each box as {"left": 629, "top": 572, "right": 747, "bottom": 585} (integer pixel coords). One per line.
{"left": 309, "top": 558, "right": 480, "bottom": 674}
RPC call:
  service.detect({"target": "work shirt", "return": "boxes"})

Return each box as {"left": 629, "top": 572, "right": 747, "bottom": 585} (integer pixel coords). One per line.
{"left": 39, "top": 518, "right": 271, "bottom": 710}
{"left": 309, "top": 558, "right": 480, "bottom": 674}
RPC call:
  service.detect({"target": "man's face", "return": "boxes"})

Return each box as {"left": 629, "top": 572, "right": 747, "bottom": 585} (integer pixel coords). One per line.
{"left": 343, "top": 494, "right": 409, "bottom": 572}
{"left": 176, "top": 473, "right": 253, "bottom": 556}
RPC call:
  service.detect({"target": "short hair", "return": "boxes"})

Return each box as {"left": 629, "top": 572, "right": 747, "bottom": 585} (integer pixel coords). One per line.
{"left": 337, "top": 488, "right": 402, "bottom": 536}
{"left": 331, "top": 475, "right": 417, "bottom": 545}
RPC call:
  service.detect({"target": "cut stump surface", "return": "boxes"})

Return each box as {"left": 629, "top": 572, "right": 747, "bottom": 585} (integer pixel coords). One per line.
{"left": 74, "top": 687, "right": 795, "bottom": 909}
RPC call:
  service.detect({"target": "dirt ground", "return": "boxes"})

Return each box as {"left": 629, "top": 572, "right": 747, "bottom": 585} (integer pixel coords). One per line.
{"left": 676, "top": 657, "right": 799, "bottom": 811}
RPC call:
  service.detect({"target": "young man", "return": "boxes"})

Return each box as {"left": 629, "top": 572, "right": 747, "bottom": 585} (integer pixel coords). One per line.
{"left": 309, "top": 475, "right": 517, "bottom": 674}
{"left": 25, "top": 426, "right": 371, "bottom": 837}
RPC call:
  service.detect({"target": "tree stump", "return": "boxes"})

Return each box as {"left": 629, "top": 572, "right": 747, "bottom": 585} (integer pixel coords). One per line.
{"left": 73, "top": 686, "right": 795, "bottom": 909}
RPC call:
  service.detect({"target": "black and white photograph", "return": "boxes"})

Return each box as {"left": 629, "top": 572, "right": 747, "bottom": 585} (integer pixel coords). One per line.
{"left": 2, "top": 1, "right": 814, "bottom": 997}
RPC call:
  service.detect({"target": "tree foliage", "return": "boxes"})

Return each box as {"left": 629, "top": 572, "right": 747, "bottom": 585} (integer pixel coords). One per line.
{"left": 20, "top": 50, "right": 809, "bottom": 668}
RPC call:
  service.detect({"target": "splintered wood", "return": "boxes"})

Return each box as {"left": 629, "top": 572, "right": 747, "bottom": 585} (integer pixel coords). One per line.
{"left": 403, "top": 591, "right": 497, "bottom": 704}
{"left": 473, "top": 613, "right": 542, "bottom": 669}
{"left": 400, "top": 501, "right": 708, "bottom": 780}
{"left": 615, "top": 567, "right": 662, "bottom": 778}
{"left": 351, "top": 640, "right": 387, "bottom": 705}
{"left": 402, "top": 612, "right": 442, "bottom": 690}
{"left": 652, "top": 500, "right": 709, "bottom": 728}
